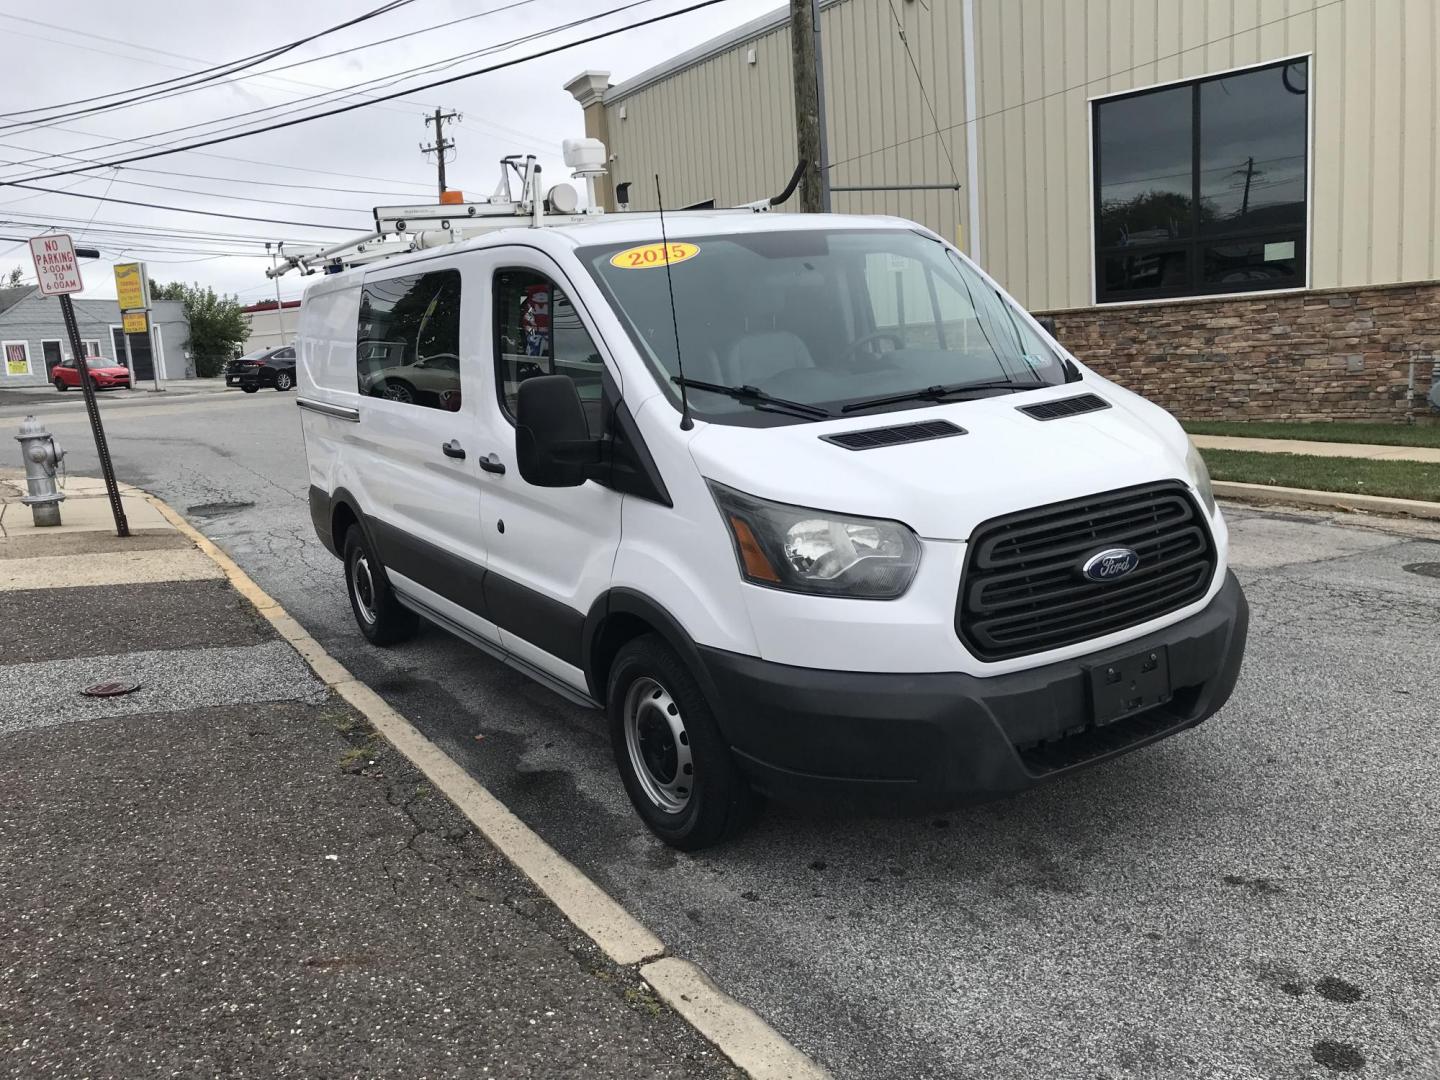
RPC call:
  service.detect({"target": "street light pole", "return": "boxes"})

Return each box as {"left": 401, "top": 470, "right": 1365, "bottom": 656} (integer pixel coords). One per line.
{"left": 267, "top": 242, "right": 287, "bottom": 346}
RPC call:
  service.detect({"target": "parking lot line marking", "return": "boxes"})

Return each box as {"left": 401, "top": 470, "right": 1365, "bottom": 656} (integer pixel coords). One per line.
{"left": 641, "top": 957, "right": 832, "bottom": 1080}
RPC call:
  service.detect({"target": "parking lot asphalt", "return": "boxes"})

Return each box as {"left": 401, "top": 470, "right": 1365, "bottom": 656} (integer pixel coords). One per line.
{"left": 7, "top": 389, "right": 1438, "bottom": 1079}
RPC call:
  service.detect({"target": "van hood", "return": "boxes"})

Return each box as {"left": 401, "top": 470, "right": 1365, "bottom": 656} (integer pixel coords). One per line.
{"left": 685, "top": 386, "right": 1197, "bottom": 540}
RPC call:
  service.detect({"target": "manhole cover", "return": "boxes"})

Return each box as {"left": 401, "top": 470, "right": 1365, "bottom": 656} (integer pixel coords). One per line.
{"left": 1402, "top": 562, "right": 1440, "bottom": 579}
{"left": 81, "top": 680, "right": 141, "bottom": 698}
{"left": 185, "top": 500, "right": 255, "bottom": 516}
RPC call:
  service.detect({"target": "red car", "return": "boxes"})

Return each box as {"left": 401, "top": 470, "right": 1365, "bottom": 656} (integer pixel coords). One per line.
{"left": 53, "top": 356, "right": 132, "bottom": 392}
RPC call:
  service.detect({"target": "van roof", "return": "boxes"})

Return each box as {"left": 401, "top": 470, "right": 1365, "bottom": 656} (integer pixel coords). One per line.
{"left": 302, "top": 211, "right": 934, "bottom": 296}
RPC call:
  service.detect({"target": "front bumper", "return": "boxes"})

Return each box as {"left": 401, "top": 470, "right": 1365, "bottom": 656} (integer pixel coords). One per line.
{"left": 701, "top": 570, "right": 1248, "bottom": 807}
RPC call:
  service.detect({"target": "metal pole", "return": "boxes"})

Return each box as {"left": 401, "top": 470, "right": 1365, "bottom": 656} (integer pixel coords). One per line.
{"left": 60, "top": 293, "right": 128, "bottom": 537}
{"left": 147, "top": 318, "right": 163, "bottom": 392}
{"left": 810, "top": 0, "right": 831, "bottom": 212}
{"left": 268, "top": 243, "right": 287, "bottom": 346}
{"left": 832, "top": 182, "right": 963, "bottom": 192}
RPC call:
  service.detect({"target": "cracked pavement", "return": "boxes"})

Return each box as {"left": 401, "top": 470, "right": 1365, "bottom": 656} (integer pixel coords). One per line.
{"left": 6, "top": 388, "right": 1439, "bottom": 1078}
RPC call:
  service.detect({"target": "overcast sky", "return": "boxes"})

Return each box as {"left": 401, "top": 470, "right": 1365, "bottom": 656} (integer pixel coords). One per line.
{"left": 0, "top": 0, "right": 777, "bottom": 304}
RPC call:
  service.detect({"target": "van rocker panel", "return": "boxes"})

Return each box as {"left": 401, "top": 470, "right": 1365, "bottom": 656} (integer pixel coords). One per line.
{"left": 700, "top": 571, "right": 1247, "bottom": 805}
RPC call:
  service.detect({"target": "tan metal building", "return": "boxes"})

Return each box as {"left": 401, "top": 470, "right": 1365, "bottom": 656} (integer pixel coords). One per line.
{"left": 568, "top": 0, "right": 1440, "bottom": 421}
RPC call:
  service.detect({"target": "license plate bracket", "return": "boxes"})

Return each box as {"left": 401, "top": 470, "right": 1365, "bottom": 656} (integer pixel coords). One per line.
{"left": 1088, "top": 645, "right": 1172, "bottom": 727}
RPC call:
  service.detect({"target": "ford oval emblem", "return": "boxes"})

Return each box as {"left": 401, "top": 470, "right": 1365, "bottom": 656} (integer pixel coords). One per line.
{"left": 1081, "top": 547, "right": 1141, "bottom": 582}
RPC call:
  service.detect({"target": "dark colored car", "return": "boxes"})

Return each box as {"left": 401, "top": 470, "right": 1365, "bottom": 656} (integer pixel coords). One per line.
{"left": 53, "top": 356, "right": 131, "bottom": 392}
{"left": 225, "top": 346, "right": 296, "bottom": 392}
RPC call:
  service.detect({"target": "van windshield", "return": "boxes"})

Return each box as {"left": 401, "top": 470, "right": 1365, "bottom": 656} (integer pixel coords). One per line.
{"left": 577, "top": 228, "right": 1070, "bottom": 425}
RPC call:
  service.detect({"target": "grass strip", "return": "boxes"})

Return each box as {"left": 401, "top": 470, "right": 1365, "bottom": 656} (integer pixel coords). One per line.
{"left": 1184, "top": 420, "right": 1440, "bottom": 449}
{"left": 1202, "top": 449, "right": 1439, "bottom": 502}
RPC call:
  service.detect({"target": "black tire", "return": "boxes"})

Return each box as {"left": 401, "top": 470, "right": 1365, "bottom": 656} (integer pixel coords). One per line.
{"left": 342, "top": 524, "right": 419, "bottom": 646}
{"left": 54, "top": 378, "right": 67, "bottom": 392}
{"left": 241, "top": 384, "right": 259, "bottom": 394}
{"left": 381, "top": 379, "right": 416, "bottom": 404}
{"left": 274, "top": 371, "right": 294, "bottom": 391}
{"left": 607, "top": 634, "right": 755, "bottom": 850}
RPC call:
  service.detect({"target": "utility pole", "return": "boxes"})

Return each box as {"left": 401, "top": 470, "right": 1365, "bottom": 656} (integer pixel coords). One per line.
{"left": 420, "top": 108, "right": 461, "bottom": 197}
{"left": 789, "top": 0, "right": 831, "bottom": 212}
{"left": 265, "top": 242, "right": 287, "bottom": 345}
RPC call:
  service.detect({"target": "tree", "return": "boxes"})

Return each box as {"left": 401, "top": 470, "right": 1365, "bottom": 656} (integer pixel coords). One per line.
{"left": 149, "top": 280, "right": 248, "bottom": 377}
{"left": 5, "top": 266, "right": 23, "bottom": 287}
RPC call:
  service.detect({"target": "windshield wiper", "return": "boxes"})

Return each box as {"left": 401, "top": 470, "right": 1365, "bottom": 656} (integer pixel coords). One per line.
{"left": 672, "top": 376, "right": 832, "bottom": 420}
{"left": 840, "top": 380, "right": 1036, "bottom": 414}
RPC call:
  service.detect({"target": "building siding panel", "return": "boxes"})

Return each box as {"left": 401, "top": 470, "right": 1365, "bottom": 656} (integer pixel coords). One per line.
{"left": 596, "top": 0, "right": 1436, "bottom": 312}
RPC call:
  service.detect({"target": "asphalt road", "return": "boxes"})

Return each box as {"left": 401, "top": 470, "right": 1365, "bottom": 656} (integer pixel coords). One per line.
{"left": 7, "top": 385, "right": 1439, "bottom": 1080}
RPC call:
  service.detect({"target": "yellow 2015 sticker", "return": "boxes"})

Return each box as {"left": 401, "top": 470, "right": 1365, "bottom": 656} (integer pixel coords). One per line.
{"left": 609, "top": 241, "right": 700, "bottom": 270}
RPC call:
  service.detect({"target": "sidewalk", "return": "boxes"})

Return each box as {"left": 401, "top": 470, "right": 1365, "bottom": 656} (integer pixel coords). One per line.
{"left": 0, "top": 377, "right": 229, "bottom": 410}
{"left": 0, "top": 471, "right": 740, "bottom": 1079}
{"left": 1189, "top": 432, "right": 1440, "bottom": 463}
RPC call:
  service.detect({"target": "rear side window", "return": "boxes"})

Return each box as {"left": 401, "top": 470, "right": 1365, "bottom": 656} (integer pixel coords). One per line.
{"left": 357, "top": 269, "right": 462, "bottom": 410}
{"left": 493, "top": 268, "right": 605, "bottom": 423}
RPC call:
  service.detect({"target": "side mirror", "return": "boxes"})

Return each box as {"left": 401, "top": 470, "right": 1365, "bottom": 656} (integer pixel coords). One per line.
{"left": 515, "top": 375, "right": 603, "bottom": 487}
{"left": 1036, "top": 316, "right": 1059, "bottom": 340}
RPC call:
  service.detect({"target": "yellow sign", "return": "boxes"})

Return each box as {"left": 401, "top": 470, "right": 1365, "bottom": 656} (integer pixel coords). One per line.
{"left": 123, "top": 311, "right": 149, "bottom": 334}
{"left": 113, "top": 262, "right": 148, "bottom": 311}
{"left": 5, "top": 342, "right": 29, "bottom": 377}
{"left": 609, "top": 242, "right": 700, "bottom": 270}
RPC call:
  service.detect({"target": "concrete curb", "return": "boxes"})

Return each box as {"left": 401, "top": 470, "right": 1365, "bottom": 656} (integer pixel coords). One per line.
{"left": 142, "top": 490, "right": 831, "bottom": 1080}
{"left": 1214, "top": 480, "right": 1440, "bottom": 520}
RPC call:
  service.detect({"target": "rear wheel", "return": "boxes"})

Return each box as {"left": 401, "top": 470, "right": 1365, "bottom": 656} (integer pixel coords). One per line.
{"left": 274, "top": 371, "right": 293, "bottom": 391}
{"left": 241, "top": 384, "right": 259, "bottom": 394}
{"left": 53, "top": 378, "right": 67, "bottom": 392}
{"left": 608, "top": 634, "right": 755, "bottom": 850}
{"left": 343, "top": 525, "right": 418, "bottom": 646}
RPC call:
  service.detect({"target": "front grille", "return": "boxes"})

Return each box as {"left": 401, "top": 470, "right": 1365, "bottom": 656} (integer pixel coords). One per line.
{"left": 957, "top": 482, "right": 1215, "bottom": 661}
{"left": 821, "top": 419, "right": 965, "bottom": 451}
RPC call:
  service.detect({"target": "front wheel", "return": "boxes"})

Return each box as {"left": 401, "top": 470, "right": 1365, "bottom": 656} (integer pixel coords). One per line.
{"left": 608, "top": 635, "right": 755, "bottom": 850}
{"left": 274, "top": 371, "right": 293, "bottom": 391}
{"left": 241, "top": 385, "right": 259, "bottom": 394}
{"left": 342, "top": 525, "right": 418, "bottom": 646}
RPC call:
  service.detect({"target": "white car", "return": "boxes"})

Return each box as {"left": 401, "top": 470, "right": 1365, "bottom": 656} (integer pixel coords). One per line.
{"left": 295, "top": 211, "right": 1248, "bottom": 849}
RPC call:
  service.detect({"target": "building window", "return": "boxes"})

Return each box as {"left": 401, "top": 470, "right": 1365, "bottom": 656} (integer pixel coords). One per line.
{"left": 1093, "top": 58, "right": 1308, "bottom": 303}
{"left": 356, "top": 269, "right": 462, "bottom": 410}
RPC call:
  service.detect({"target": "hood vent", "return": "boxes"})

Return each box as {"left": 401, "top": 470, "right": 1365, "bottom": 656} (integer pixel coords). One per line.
{"left": 1017, "top": 393, "right": 1111, "bottom": 421}
{"left": 821, "top": 418, "right": 966, "bottom": 451}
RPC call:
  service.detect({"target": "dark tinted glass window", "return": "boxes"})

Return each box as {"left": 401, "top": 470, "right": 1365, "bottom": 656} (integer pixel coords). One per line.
{"left": 275, "top": 347, "right": 296, "bottom": 361}
{"left": 493, "top": 268, "right": 605, "bottom": 426}
{"left": 1096, "top": 85, "right": 1193, "bottom": 248}
{"left": 1094, "top": 59, "right": 1307, "bottom": 302}
{"left": 357, "top": 269, "right": 462, "bottom": 410}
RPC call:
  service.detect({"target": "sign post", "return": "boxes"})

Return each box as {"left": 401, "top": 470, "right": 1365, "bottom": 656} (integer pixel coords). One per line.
{"left": 29, "top": 234, "right": 129, "bottom": 537}
{"left": 113, "top": 261, "right": 161, "bottom": 392}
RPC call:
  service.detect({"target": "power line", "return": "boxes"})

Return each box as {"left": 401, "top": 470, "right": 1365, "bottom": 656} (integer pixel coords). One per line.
{"left": 827, "top": 0, "right": 1340, "bottom": 174}
{"left": 1, "top": 208, "right": 330, "bottom": 245}
{"left": 883, "top": 0, "right": 959, "bottom": 187}
{"left": 2, "top": 181, "right": 366, "bottom": 230}
{"left": 1, "top": 1, "right": 644, "bottom": 173}
{"left": 0, "top": 1, "right": 543, "bottom": 137}
{"left": 0, "top": 0, "right": 422, "bottom": 127}
{"left": 0, "top": 146, "right": 398, "bottom": 212}
{"left": 1, "top": 0, "right": 733, "bottom": 186}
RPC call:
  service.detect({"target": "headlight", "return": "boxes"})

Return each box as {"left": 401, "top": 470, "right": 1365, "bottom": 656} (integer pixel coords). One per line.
{"left": 708, "top": 482, "right": 921, "bottom": 599}
{"left": 1186, "top": 440, "right": 1216, "bottom": 515}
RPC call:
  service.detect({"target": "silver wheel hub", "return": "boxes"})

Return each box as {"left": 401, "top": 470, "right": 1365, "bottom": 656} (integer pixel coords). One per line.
{"left": 351, "top": 553, "right": 378, "bottom": 625}
{"left": 623, "top": 677, "right": 693, "bottom": 814}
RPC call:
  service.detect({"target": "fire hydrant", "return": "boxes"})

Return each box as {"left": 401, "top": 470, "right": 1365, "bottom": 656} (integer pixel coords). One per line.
{"left": 15, "top": 415, "right": 65, "bottom": 527}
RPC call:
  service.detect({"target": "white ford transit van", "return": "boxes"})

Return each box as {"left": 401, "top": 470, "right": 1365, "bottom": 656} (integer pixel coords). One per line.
{"left": 296, "top": 210, "right": 1248, "bottom": 849}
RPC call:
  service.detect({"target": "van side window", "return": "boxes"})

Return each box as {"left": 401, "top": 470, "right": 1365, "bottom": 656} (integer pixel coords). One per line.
{"left": 357, "top": 269, "right": 462, "bottom": 410}
{"left": 493, "top": 268, "right": 605, "bottom": 424}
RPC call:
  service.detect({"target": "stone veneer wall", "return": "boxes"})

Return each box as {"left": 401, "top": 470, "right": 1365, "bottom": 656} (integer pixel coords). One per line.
{"left": 1039, "top": 281, "right": 1440, "bottom": 422}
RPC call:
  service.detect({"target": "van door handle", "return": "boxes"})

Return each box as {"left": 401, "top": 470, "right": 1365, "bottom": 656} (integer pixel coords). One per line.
{"left": 478, "top": 453, "right": 506, "bottom": 475}
{"left": 442, "top": 440, "right": 466, "bottom": 460}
